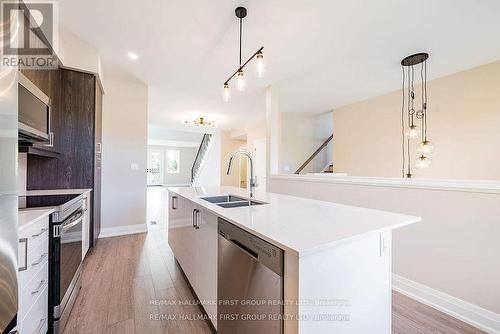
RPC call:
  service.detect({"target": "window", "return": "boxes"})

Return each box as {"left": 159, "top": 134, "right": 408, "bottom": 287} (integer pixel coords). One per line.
{"left": 166, "top": 150, "right": 180, "bottom": 174}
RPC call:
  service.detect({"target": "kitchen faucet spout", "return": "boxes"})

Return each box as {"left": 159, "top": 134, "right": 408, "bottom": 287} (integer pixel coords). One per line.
{"left": 227, "top": 151, "right": 258, "bottom": 198}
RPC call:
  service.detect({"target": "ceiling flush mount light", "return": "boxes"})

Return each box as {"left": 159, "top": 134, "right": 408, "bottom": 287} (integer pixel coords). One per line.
{"left": 222, "top": 6, "right": 265, "bottom": 101}
{"left": 185, "top": 117, "right": 215, "bottom": 127}
{"left": 401, "top": 53, "right": 434, "bottom": 177}
{"left": 128, "top": 52, "right": 138, "bottom": 60}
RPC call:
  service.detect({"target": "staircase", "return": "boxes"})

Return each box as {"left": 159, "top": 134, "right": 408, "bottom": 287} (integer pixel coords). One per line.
{"left": 295, "top": 134, "right": 334, "bottom": 174}
{"left": 191, "top": 133, "right": 212, "bottom": 183}
{"left": 323, "top": 163, "right": 334, "bottom": 173}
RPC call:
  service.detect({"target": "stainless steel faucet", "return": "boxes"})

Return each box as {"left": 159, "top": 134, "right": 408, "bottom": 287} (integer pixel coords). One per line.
{"left": 227, "top": 151, "right": 258, "bottom": 198}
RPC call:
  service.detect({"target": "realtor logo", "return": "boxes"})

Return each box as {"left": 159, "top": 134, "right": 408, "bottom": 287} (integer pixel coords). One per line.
{"left": 1, "top": 0, "right": 58, "bottom": 69}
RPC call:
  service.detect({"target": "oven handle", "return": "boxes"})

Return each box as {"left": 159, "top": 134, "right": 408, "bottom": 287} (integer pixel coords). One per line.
{"left": 61, "top": 215, "right": 83, "bottom": 234}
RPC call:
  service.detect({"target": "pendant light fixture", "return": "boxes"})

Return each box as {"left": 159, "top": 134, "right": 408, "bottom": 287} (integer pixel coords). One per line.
{"left": 222, "top": 7, "right": 265, "bottom": 101}
{"left": 401, "top": 53, "right": 434, "bottom": 178}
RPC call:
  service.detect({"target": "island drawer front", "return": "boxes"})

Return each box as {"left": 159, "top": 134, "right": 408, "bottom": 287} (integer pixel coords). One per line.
{"left": 19, "top": 260, "right": 48, "bottom": 321}
{"left": 20, "top": 284, "right": 49, "bottom": 334}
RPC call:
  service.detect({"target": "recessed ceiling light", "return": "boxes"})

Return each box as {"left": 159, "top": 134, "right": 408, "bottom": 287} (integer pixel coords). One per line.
{"left": 128, "top": 52, "right": 138, "bottom": 60}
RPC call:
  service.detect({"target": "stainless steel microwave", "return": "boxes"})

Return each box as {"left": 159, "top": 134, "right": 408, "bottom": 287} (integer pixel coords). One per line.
{"left": 18, "top": 72, "right": 51, "bottom": 144}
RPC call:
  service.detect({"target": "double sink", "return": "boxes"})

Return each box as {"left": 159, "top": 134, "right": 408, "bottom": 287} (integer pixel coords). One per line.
{"left": 201, "top": 195, "right": 267, "bottom": 208}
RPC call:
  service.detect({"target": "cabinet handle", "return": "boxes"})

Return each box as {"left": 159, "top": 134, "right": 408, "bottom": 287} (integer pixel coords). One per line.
{"left": 83, "top": 197, "right": 89, "bottom": 211}
{"left": 31, "top": 253, "right": 48, "bottom": 266}
{"left": 31, "top": 279, "right": 46, "bottom": 295}
{"left": 194, "top": 209, "right": 200, "bottom": 230}
{"left": 192, "top": 209, "right": 196, "bottom": 228}
{"left": 19, "top": 238, "right": 28, "bottom": 271}
{"left": 34, "top": 317, "right": 47, "bottom": 334}
{"left": 172, "top": 196, "right": 177, "bottom": 210}
{"left": 32, "top": 228, "right": 48, "bottom": 238}
{"left": 44, "top": 132, "right": 54, "bottom": 147}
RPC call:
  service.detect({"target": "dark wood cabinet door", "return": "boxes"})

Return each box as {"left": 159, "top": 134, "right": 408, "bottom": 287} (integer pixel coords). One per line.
{"left": 26, "top": 69, "right": 95, "bottom": 190}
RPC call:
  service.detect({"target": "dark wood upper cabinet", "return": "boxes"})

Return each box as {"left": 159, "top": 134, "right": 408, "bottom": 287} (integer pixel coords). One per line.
{"left": 24, "top": 68, "right": 103, "bottom": 248}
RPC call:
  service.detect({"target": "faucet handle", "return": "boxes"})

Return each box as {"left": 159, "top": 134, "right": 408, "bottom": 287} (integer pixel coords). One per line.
{"left": 252, "top": 176, "right": 258, "bottom": 187}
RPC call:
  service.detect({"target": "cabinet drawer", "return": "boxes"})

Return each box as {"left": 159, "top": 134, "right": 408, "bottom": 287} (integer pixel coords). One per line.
{"left": 19, "top": 260, "right": 48, "bottom": 321}
{"left": 19, "top": 233, "right": 49, "bottom": 287}
{"left": 19, "top": 216, "right": 49, "bottom": 250}
{"left": 20, "top": 284, "right": 48, "bottom": 334}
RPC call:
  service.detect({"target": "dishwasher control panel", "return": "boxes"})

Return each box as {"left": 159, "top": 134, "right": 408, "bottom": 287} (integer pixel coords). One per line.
{"left": 218, "top": 218, "right": 284, "bottom": 276}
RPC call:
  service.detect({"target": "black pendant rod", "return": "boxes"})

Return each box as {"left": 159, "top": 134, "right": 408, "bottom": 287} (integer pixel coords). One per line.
{"left": 239, "top": 17, "right": 242, "bottom": 66}
{"left": 224, "top": 46, "right": 264, "bottom": 85}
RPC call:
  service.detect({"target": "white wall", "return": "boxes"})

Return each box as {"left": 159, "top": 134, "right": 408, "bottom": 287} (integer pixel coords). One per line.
{"left": 148, "top": 126, "right": 203, "bottom": 147}
{"left": 268, "top": 176, "right": 500, "bottom": 320}
{"left": 101, "top": 65, "right": 148, "bottom": 233}
{"left": 280, "top": 111, "right": 333, "bottom": 174}
{"left": 148, "top": 145, "right": 197, "bottom": 185}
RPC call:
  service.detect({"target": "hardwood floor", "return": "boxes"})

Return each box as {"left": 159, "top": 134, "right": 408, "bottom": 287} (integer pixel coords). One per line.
{"left": 64, "top": 232, "right": 486, "bottom": 334}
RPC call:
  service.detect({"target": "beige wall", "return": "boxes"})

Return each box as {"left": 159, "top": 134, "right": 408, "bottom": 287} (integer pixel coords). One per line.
{"left": 268, "top": 176, "right": 500, "bottom": 316}
{"left": 220, "top": 130, "right": 246, "bottom": 187}
{"left": 230, "top": 119, "right": 268, "bottom": 188}
{"left": 101, "top": 67, "right": 148, "bottom": 231}
{"left": 333, "top": 60, "right": 500, "bottom": 180}
{"left": 230, "top": 118, "right": 267, "bottom": 155}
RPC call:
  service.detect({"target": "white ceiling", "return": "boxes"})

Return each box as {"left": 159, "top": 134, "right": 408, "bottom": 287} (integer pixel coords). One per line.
{"left": 58, "top": 0, "right": 500, "bottom": 129}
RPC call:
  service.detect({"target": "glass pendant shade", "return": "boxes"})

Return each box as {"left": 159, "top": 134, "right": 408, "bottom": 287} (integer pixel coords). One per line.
{"left": 255, "top": 51, "right": 264, "bottom": 77}
{"left": 236, "top": 69, "right": 245, "bottom": 91}
{"left": 222, "top": 83, "right": 230, "bottom": 102}
{"left": 416, "top": 155, "right": 431, "bottom": 169}
{"left": 405, "top": 125, "right": 420, "bottom": 138}
{"left": 417, "top": 140, "right": 434, "bottom": 154}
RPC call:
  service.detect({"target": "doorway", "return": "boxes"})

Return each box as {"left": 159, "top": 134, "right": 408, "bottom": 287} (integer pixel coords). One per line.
{"left": 147, "top": 148, "right": 165, "bottom": 231}
{"left": 147, "top": 149, "right": 164, "bottom": 186}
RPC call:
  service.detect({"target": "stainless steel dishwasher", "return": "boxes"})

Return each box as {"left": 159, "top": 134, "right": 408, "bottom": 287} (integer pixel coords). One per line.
{"left": 218, "top": 218, "right": 284, "bottom": 334}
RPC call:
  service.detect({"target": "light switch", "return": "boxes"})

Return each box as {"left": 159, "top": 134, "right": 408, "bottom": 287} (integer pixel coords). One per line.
{"left": 130, "top": 163, "right": 139, "bottom": 170}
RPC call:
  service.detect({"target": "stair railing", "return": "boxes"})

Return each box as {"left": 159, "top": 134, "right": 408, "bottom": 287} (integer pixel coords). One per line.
{"left": 191, "top": 134, "right": 212, "bottom": 183}
{"left": 294, "top": 134, "right": 333, "bottom": 174}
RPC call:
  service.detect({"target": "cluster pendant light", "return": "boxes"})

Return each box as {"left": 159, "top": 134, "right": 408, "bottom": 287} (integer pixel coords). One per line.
{"left": 222, "top": 7, "right": 265, "bottom": 102}
{"left": 401, "top": 53, "right": 434, "bottom": 178}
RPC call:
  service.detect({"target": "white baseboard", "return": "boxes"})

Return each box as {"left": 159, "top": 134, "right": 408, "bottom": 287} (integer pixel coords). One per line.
{"left": 98, "top": 223, "right": 148, "bottom": 239}
{"left": 393, "top": 274, "right": 500, "bottom": 334}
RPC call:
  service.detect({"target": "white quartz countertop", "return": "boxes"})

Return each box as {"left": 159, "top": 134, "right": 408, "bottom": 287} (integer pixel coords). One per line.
{"left": 18, "top": 208, "right": 54, "bottom": 229}
{"left": 168, "top": 186, "right": 420, "bottom": 257}
{"left": 23, "top": 188, "right": 92, "bottom": 196}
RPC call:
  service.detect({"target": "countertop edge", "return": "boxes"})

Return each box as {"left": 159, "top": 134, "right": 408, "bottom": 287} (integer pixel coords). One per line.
{"left": 23, "top": 188, "right": 93, "bottom": 196}
{"left": 167, "top": 187, "right": 421, "bottom": 258}
{"left": 269, "top": 174, "right": 500, "bottom": 194}
{"left": 18, "top": 208, "right": 54, "bottom": 230}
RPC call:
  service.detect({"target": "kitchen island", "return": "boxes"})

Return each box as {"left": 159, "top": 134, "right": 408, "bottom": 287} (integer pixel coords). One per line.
{"left": 167, "top": 186, "right": 420, "bottom": 334}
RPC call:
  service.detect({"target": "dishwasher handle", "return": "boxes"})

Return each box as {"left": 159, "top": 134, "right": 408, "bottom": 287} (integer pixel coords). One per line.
{"left": 229, "top": 238, "right": 259, "bottom": 259}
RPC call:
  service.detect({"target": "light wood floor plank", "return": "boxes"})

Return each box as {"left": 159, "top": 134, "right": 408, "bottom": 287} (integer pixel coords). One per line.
{"left": 107, "top": 318, "right": 135, "bottom": 334}
{"left": 63, "top": 232, "right": 486, "bottom": 334}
